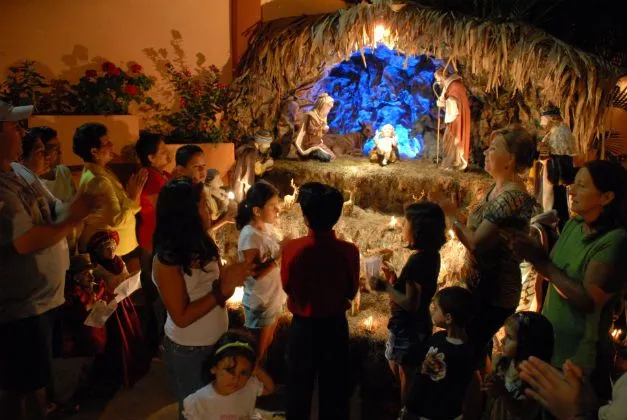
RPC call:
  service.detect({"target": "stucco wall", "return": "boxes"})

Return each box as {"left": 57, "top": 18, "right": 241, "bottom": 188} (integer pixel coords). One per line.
{"left": 0, "top": 0, "right": 232, "bottom": 94}
{"left": 261, "top": 0, "right": 345, "bottom": 21}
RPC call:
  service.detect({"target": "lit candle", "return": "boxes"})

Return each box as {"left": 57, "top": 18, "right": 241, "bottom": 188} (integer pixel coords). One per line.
{"left": 448, "top": 229, "right": 456, "bottom": 240}
{"left": 226, "top": 286, "right": 244, "bottom": 307}
{"left": 362, "top": 315, "right": 374, "bottom": 332}
{"left": 388, "top": 216, "right": 397, "bottom": 230}
{"left": 611, "top": 328, "right": 623, "bottom": 341}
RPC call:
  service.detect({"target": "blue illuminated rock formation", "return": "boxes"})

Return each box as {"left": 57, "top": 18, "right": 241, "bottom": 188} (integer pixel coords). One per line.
{"left": 311, "top": 45, "right": 440, "bottom": 158}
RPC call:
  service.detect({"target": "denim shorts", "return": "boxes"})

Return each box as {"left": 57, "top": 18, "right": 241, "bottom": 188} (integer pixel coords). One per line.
{"left": 385, "top": 330, "right": 424, "bottom": 365}
{"left": 244, "top": 305, "right": 281, "bottom": 329}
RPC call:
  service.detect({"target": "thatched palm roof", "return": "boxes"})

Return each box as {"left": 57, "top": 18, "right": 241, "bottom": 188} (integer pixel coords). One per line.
{"left": 228, "top": 2, "right": 621, "bottom": 153}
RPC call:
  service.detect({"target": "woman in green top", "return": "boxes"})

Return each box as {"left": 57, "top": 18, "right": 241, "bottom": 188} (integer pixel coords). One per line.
{"left": 504, "top": 160, "right": 627, "bottom": 398}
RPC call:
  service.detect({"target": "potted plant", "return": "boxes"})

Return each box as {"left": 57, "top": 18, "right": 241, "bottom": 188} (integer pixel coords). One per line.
{"left": 29, "top": 62, "right": 155, "bottom": 167}
{"left": 0, "top": 60, "right": 48, "bottom": 107}
{"left": 146, "top": 57, "right": 234, "bottom": 176}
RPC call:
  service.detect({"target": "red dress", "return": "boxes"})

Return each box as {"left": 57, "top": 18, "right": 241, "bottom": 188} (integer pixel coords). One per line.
{"left": 138, "top": 167, "right": 171, "bottom": 251}
{"left": 62, "top": 279, "right": 109, "bottom": 357}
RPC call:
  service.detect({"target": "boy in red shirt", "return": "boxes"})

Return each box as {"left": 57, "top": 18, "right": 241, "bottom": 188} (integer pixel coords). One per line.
{"left": 281, "top": 182, "right": 360, "bottom": 419}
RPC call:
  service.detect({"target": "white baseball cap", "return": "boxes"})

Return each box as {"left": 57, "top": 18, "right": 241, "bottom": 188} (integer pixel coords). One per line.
{"left": 0, "top": 100, "right": 33, "bottom": 122}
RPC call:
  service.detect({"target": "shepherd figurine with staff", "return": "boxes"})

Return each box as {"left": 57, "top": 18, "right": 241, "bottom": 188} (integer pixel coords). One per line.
{"left": 433, "top": 65, "right": 471, "bottom": 171}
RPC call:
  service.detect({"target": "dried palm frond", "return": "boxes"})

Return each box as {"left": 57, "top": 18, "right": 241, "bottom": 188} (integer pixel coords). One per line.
{"left": 227, "top": 2, "right": 620, "bottom": 153}
{"left": 606, "top": 131, "right": 627, "bottom": 157}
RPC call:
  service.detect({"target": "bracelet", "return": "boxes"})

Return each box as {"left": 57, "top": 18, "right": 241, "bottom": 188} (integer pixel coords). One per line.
{"left": 212, "top": 280, "right": 227, "bottom": 308}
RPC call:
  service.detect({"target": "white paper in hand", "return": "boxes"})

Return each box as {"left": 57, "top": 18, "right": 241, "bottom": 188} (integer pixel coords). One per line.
{"left": 84, "top": 300, "right": 118, "bottom": 328}
{"left": 364, "top": 255, "right": 383, "bottom": 279}
{"left": 113, "top": 271, "right": 142, "bottom": 303}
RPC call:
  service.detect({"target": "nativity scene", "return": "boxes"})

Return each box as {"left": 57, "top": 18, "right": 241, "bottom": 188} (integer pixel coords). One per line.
{"left": 2, "top": 1, "right": 627, "bottom": 419}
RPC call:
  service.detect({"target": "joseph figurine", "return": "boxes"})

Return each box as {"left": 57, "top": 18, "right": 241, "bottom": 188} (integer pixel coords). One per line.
{"left": 435, "top": 69, "right": 471, "bottom": 171}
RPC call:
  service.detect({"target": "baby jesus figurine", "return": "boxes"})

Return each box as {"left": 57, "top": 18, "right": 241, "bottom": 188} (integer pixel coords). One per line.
{"left": 369, "top": 124, "right": 399, "bottom": 166}
{"left": 87, "top": 230, "right": 130, "bottom": 294}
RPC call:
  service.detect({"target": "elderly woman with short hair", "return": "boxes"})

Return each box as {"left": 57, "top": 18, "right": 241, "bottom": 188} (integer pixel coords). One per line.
{"left": 438, "top": 125, "right": 540, "bottom": 366}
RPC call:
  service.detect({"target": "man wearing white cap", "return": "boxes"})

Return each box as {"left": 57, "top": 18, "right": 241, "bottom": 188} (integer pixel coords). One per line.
{"left": 0, "top": 100, "right": 99, "bottom": 420}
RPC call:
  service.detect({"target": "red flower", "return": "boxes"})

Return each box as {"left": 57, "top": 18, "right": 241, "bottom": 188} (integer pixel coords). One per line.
{"left": 85, "top": 69, "right": 98, "bottom": 78}
{"left": 209, "top": 65, "right": 220, "bottom": 74}
{"left": 125, "top": 85, "right": 138, "bottom": 95}
{"left": 102, "top": 61, "right": 116, "bottom": 72}
{"left": 130, "top": 63, "right": 143, "bottom": 73}
{"left": 109, "top": 67, "right": 121, "bottom": 76}
{"left": 179, "top": 98, "right": 187, "bottom": 107}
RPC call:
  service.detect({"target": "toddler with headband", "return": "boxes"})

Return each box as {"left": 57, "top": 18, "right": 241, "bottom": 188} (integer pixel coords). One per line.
{"left": 182, "top": 330, "right": 275, "bottom": 420}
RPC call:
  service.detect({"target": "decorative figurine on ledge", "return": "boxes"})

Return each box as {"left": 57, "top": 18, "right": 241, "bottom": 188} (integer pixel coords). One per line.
{"left": 205, "top": 169, "right": 236, "bottom": 233}
{"left": 533, "top": 105, "right": 577, "bottom": 230}
{"left": 434, "top": 67, "right": 471, "bottom": 171}
{"left": 231, "top": 130, "right": 277, "bottom": 202}
{"left": 291, "top": 93, "right": 336, "bottom": 162}
{"left": 370, "top": 124, "right": 399, "bottom": 166}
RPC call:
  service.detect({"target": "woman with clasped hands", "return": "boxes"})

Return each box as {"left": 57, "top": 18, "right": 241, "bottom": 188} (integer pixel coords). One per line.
{"left": 436, "top": 126, "right": 539, "bottom": 368}
{"left": 73, "top": 122, "right": 148, "bottom": 258}
{"left": 152, "top": 177, "right": 253, "bottom": 419}
{"left": 502, "top": 160, "right": 627, "bottom": 398}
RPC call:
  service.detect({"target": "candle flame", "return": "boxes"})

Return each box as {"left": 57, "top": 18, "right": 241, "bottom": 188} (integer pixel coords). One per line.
{"left": 611, "top": 328, "right": 623, "bottom": 341}
{"left": 227, "top": 286, "right": 244, "bottom": 306}
{"left": 227, "top": 191, "right": 235, "bottom": 200}
{"left": 363, "top": 315, "right": 374, "bottom": 331}
{"left": 389, "top": 216, "right": 397, "bottom": 229}
{"left": 448, "top": 229, "right": 456, "bottom": 240}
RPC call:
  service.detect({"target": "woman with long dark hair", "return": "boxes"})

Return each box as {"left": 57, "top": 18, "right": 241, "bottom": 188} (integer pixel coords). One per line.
{"left": 504, "top": 160, "right": 627, "bottom": 400}
{"left": 152, "top": 177, "right": 252, "bottom": 418}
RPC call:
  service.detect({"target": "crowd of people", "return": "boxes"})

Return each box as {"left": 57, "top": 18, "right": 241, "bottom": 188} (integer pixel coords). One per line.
{"left": 1, "top": 97, "right": 627, "bottom": 420}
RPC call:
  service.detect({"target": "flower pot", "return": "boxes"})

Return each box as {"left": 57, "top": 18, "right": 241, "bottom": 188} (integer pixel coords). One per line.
{"left": 28, "top": 115, "right": 140, "bottom": 168}
{"left": 164, "top": 142, "right": 235, "bottom": 182}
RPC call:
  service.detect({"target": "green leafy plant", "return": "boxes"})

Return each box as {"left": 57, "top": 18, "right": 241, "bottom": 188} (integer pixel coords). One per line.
{"left": 159, "top": 62, "right": 229, "bottom": 143}
{"left": 0, "top": 60, "right": 48, "bottom": 107}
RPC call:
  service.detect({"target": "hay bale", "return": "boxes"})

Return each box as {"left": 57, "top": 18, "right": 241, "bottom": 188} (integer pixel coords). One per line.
{"left": 261, "top": 158, "right": 492, "bottom": 214}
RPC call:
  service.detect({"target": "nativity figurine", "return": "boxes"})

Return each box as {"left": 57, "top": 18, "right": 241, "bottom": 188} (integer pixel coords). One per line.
{"left": 205, "top": 169, "right": 236, "bottom": 233}
{"left": 231, "top": 130, "right": 277, "bottom": 202}
{"left": 323, "top": 121, "right": 374, "bottom": 157}
{"left": 291, "top": 93, "right": 336, "bottom": 162}
{"left": 532, "top": 106, "right": 577, "bottom": 229}
{"left": 369, "top": 124, "right": 399, "bottom": 166}
{"left": 434, "top": 68, "right": 471, "bottom": 171}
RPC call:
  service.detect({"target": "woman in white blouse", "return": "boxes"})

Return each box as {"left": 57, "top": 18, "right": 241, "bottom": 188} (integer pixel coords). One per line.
{"left": 152, "top": 177, "right": 252, "bottom": 419}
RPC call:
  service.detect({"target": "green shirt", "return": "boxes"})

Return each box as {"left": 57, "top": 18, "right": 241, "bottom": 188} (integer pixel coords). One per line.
{"left": 542, "top": 218, "right": 627, "bottom": 373}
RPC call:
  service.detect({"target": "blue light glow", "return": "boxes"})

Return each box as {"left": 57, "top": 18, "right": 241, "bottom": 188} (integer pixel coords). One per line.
{"left": 311, "top": 45, "right": 441, "bottom": 159}
{"left": 363, "top": 124, "right": 424, "bottom": 159}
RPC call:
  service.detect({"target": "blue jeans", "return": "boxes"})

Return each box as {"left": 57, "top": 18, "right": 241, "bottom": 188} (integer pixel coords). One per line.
{"left": 162, "top": 336, "right": 213, "bottom": 419}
